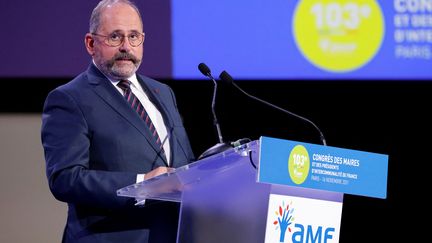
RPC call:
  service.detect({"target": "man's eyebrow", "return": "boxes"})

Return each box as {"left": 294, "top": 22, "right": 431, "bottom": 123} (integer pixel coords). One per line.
{"left": 109, "top": 29, "right": 141, "bottom": 34}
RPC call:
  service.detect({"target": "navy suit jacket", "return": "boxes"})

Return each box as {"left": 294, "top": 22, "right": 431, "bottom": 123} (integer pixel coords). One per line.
{"left": 41, "top": 64, "right": 195, "bottom": 243}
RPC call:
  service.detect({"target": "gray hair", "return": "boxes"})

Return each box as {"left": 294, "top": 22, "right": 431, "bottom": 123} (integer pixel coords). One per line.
{"left": 89, "top": 0, "right": 142, "bottom": 33}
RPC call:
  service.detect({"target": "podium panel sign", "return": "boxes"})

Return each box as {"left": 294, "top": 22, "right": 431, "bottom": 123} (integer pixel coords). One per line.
{"left": 258, "top": 136, "right": 389, "bottom": 198}
{"left": 265, "top": 194, "right": 342, "bottom": 243}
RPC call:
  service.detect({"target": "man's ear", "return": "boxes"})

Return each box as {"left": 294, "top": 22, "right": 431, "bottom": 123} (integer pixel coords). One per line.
{"left": 85, "top": 33, "right": 95, "bottom": 56}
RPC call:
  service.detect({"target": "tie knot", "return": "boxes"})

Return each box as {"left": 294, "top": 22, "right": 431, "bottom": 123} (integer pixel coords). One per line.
{"left": 117, "top": 80, "right": 131, "bottom": 92}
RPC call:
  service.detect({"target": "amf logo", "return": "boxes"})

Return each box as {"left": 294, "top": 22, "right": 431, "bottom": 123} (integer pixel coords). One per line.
{"left": 272, "top": 200, "right": 295, "bottom": 242}
{"left": 265, "top": 194, "right": 342, "bottom": 243}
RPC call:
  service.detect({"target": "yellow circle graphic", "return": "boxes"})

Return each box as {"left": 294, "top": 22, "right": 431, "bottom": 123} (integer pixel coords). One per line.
{"left": 288, "top": 145, "right": 310, "bottom": 185}
{"left": 293, "top": 0, "right": 385, "bottom": 72}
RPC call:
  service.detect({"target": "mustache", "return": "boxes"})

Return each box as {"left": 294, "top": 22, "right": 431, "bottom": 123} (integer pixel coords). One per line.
{"left": 113, "top": 52, "right": 139, "bottom": 64}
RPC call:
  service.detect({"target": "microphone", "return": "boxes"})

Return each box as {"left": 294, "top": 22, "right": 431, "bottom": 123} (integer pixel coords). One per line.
{"left": 197, "top": 63, "right": 232, "bottom": 159}
{"left": 219, "top": 71, "right": 327, "bottom": 146}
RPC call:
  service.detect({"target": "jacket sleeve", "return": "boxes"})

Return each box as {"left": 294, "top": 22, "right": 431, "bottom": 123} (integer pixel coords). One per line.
{"left": 41, "top": 88, "right": 137, "bottom": 209}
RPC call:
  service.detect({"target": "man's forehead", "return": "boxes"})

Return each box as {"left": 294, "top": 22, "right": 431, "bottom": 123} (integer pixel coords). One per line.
{"left": 100, "top": 4, "right": 141, "bottom": 22}
{"left": 99, "top": 6, "right": 143, "bottom": 32}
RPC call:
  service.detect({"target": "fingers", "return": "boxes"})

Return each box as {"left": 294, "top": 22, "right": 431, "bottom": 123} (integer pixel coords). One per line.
{"left": 144, "top": 167, "right": 175, "bottom": 180}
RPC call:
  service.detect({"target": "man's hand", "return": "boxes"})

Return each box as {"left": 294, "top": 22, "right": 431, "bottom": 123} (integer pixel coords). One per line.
{"left": 144, "top": 167, "right": 175, "bottom": 180}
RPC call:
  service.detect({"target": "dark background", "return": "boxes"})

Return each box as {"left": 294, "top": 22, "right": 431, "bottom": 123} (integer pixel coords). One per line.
{"left": 0, "top": 0, "right": 171, "bottom": 78}
{"left": 1, "top": 78, "right": 429, "bottom": 242}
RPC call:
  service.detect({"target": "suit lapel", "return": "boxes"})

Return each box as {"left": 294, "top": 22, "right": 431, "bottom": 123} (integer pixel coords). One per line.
{"left": 137, "top": 75, "right": 174, "bottom": 163}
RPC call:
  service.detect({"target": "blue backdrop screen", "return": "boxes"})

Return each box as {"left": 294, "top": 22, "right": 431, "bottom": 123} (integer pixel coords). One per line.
{"left": 1, "top": 0, "right": 431, "bottom": 80}
{"left": 171, "top": 0, "right": 432, "bottom": 80}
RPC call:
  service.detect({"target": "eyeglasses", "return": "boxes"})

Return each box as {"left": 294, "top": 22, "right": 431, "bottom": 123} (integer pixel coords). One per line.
{"left": 92, "top": 32, "right": 145, "bottom": 47}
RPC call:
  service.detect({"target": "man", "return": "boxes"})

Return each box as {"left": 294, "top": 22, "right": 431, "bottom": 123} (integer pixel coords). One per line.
{"left": 41, "top": 0, "right": 195, "bottom": 242}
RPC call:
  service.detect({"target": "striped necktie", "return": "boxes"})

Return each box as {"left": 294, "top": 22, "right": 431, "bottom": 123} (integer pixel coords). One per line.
{"left": 117, "top": 80, "right": 164, "bottom": 150}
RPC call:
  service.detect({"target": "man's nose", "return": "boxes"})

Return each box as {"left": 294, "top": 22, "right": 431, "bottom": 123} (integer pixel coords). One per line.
{"left": 119, "top": 37, "right": 132, "bottom": 52}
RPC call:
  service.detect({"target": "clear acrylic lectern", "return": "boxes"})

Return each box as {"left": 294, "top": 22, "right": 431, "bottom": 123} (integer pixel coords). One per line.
{"left": 117, "top": 140, "right": 343, "bottom": 243}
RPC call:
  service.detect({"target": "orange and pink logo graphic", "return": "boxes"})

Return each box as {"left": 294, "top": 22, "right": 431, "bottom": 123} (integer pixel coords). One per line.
{"left": 273, "top": 201, "right": 295, "bottom": 242}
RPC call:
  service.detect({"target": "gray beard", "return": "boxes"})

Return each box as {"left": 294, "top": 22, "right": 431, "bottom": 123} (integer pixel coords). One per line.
{"left": 97, "top": 58, "right": 141, "bottom": 80}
